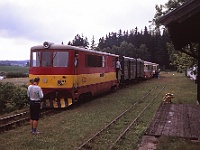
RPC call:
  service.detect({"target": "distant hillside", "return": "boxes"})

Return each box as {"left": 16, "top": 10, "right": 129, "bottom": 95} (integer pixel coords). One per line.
{"left": 0, "top": 60, "right": 29, "bottom": 66}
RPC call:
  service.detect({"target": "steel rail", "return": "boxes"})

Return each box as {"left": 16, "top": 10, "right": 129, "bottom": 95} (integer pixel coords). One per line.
{"left": 0, "top": 109, "right": 54, "bottom": 132}
{"left": 0, "top": 111, "right": 29, "bottom": 125}
{"left": 109, "top": 85, "right": 166, "bottom": 149}
{"left": 76, "top": 85, "right": 161, "bottom": 150}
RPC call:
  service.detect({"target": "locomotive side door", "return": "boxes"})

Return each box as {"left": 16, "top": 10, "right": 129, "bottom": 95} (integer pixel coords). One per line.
{"left": 73, "top": 52, "right": 79, "bottom": 88}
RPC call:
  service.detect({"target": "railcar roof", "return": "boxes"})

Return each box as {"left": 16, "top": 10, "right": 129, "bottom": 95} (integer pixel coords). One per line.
{"left": 136, "top": 58, "right": 144, "bottom": 63}
{"left": 31, "top": 43, "right": 118, "bottom": 57}
{"left": 123, "top": 56, "right": 136, "bottom": 60}
{"left": 144, "top": 61, "right": 158, "bottom": 65}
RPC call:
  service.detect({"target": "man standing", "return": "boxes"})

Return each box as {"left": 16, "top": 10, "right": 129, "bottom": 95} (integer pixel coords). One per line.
{"left": 116, "top": 57, "right": 122, "bottom": 81}
{"left": 27, "top": 77, "right": 43, "bottom": 134}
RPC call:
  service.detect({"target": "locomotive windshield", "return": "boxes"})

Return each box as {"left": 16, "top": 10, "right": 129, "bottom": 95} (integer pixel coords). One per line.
{"left": 53, "top": 51, "right": 68, "bottom": 67}
{"left": 31, "top": 50, "right": 69, "bottom": 67}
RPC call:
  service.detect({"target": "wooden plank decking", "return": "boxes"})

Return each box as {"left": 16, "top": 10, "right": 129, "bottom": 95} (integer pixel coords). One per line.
{"left": 146, "top": 103, "right": 200, "bottom": 140}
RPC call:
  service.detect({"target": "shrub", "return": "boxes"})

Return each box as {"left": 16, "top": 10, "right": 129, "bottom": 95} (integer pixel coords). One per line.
{"left": 0, "top": 82, "right": 7, "bottom": 113}
{"left": 6, "top": 72, "right": 28, "bottom": 78}
{"left": 12, "top": 87, "right": 29, "bottom": 109}
{"left": 0, "top": 82, "right": 29, "bottom": 114}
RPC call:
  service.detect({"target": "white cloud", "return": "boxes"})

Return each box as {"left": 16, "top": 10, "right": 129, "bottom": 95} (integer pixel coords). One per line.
{"left": 0, "top": 0, "right": 168, "bottom": 60}
{"left": 0, "top": 37, "right": 38, "bottom": 60}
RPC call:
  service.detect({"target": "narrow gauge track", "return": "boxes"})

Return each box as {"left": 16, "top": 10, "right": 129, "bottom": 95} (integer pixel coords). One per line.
{"left": 0, "top": 109, "right": 55, "bottom": 132}
{"left": 77, "top": 85, "right": 165, "bottom": 150}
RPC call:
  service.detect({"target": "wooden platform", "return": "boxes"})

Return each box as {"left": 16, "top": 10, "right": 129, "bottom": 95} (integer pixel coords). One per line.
{"left": 146, "top": 103, "right": 200, "bottom": 140}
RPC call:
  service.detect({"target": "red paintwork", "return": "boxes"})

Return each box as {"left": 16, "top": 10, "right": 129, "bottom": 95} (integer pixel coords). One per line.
{"left": 29, "top": 46, "right": 118, "bottom": 106}
{"left": 29, "top": 50, "right": 116, "bottom": 75}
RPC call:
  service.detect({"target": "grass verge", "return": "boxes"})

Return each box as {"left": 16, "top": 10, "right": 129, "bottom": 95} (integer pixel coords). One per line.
{"left": 0, "top": 72, "right": 198, "bottom": 150}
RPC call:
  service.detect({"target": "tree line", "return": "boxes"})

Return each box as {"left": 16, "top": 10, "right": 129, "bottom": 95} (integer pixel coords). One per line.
{"left": 67, "top": 0, "right": 198, "bottom": 72}
{"left": 68, "top": 27, "right": 172, "bottom": 70}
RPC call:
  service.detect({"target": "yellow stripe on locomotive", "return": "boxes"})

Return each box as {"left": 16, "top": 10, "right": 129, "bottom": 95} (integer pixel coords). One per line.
{"left": 29, "top": 72, "right": 116, "bottom": 108}
{"left": 29, "top": 72, "right": 116, "bottom": 88}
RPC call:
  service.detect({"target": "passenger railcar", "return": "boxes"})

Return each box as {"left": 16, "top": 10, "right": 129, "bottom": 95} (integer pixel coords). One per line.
{"left": 120, "top": 56, "right": 144, "bottom": 82}
{"left": 144, "top": 61, "right": 154, "bottom": 78}
{"left": 29, "top": 42, "right": 119, "bottom": 108}
{"left": 152, "top": 63, "right": 159, "bottom": 76}
{"left": 136, "top": 58, "right": 144, "bottom": 79}
{"left": 120, "top": 56, "right": 136, "bottom": 82}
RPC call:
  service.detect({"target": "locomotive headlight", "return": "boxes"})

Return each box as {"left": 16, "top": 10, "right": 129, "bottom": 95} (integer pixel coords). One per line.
{"left": 43, "top": 41, "right": 54, "bottom": 49}
{"left": 43, "top": 42, "right": 50, "bottom": 49}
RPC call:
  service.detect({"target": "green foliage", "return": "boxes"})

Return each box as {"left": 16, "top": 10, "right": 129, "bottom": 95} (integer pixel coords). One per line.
{"left": 97, "top": 26, "right": 171, "bottom": 69}
{"left": 6, "top": 72, "right": 28, "bottom": 78}
{"left": 167, "top": 42, "right": 197, "bottom": 72}
{"left": 0, "top": 82, "right": 28, "bottom": 114}
{"left": 153, "top": 0, "right": 198, "bottom": 70}
{"left": 68, "top": 34, "right": 89, "bottom": 48}
{"left": 0, "top": 66, "right": 28, "bottom": 73}
{"left": 12, "top": 87, "right": 28, "bottom": 109}
{"left": 0, "top": 66, "right": 29, "bottom": 78}
{"left": 154, "top": 0, "right": 187, "bottom": 26}
{"left": 0, "top": 82, "right": 7, "bottom": 112}
{"left": 101, "top": 41, "right": 152, "bottom": 61}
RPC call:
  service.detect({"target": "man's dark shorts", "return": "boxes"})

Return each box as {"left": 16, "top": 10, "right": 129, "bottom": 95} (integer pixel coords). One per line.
{"left": 30, "top": 101, "right": 40, "bottom": 121}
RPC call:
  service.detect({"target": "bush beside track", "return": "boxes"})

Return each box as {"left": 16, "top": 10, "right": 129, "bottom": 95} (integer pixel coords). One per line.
{"left": 0, "top": 82, "right": 28, "bottom": 114}
{"left": 0, "top": 66, "right": 29, "bottom": 114}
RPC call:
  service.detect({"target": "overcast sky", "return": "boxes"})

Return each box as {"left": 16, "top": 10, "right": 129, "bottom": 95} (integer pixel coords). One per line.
{"left": 0, "top": 0, "right": 168, "bottom": 60}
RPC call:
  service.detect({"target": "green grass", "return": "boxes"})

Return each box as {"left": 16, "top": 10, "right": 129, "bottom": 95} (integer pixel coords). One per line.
{"left": 0, "top": 66, "right": 29, "bottom": 73}
{"left": 0, "top": 78, "right": 29, "bottom": 86}
{"left": 0, "top": 66, "right": 29, "bottom": 86}
{"left": 159, "top": 72, "right": 197, "bottom": 104}
{"left": 0, "top": 72, "right": 198, "bottom": 150}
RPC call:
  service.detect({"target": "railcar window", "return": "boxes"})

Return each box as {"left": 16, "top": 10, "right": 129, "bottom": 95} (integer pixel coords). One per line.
{"left": 53, "top": 51, "right": 68, "bottom": 67}
{"left": 86, "top": 54, "right": 103, "bottom": 67}
{"left": 32, "top": 52, "right": 40, "bottom": 67}
{"left": 42, "top": 52, "right": 51, "bottom": 67}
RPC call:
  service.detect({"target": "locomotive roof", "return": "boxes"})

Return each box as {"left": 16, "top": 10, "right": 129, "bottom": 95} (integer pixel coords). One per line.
{"left": 31, "top": 42, "right": 118, "bottom": 57}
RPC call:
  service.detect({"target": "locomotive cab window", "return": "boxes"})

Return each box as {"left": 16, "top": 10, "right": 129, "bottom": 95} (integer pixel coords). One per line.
{"left": 31, "top": 51, "right": 69, "bottom": 67}
{"left": 31, "top": 51, "right": 51, "bottom": 67}
{"left": 32, "top": 52, "right": 41, "bottom": 67}
{"left": 86, "top": 54, "right": 104, "bottom": 67}
{"left": 42, "top": 51, "right": 51, "bottom": 67}
{"left": 53, "top": 51, "right": 69, "bottom": 67}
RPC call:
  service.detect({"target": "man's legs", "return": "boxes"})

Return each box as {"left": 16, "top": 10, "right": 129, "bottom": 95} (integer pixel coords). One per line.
{"left": 30, "top": 119, "right": 33, "bottom": 132}
{"left": 32, "top": 120, "right": 38, "bottom": 133}
{"left": 116, "top": 68, "right": 119, "bottom": 80}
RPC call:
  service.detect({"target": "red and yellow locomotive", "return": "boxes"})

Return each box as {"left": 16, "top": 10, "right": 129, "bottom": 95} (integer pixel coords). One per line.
{"left": 29, "top": 42, "right": 119, "bottom": 108}
{"left": 29, "top": 42, "right": 159, "bottom": 108}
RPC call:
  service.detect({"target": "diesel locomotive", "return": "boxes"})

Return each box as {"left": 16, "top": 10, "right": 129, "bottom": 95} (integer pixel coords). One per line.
{"left": 29, "top": 42, "right": 158, "bottom": 108}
